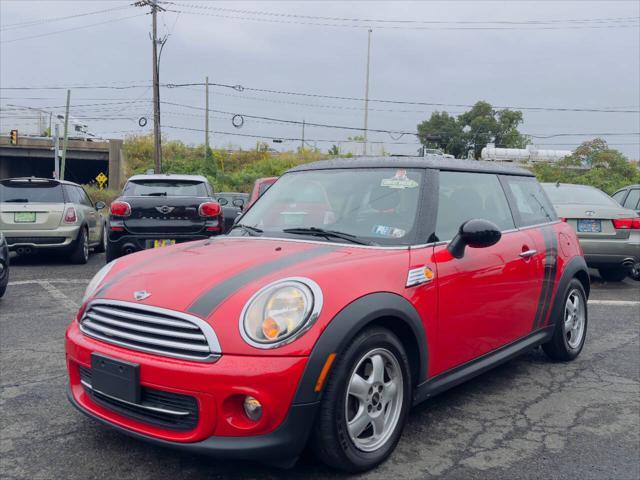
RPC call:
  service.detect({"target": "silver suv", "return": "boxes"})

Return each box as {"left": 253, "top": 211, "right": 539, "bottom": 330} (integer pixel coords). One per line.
{"left": 0, "top": 177, "right": 106, "bottom": 264}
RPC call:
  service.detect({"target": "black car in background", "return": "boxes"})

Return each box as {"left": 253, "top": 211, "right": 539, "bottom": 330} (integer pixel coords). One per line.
{"left": 0, "top": 231, "right": 9, "bottom": 298}
{"left": 215, "top": 192, "right": 249, "bottom": 231}
{"left": 106, "top": 174, "right": 224, "bottom": 262}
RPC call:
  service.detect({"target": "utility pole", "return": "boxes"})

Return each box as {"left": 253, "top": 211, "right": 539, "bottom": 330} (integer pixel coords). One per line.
{"left": 363, "top": 28, "right": 372, "bottom": 156}
{"left": 301, "top": 119, "right": 305, "bottom": 152}
{"left": 204, "top": 76, "right": 209, "bottom": 161}
{"left": 53, "top": 123, "right": 60, "bottom": 179}
{"left": 136, "top": 0, "right": 165, "bottom": 173}
{"left": 60, "top": 89, "right": 70, "bottom": 180}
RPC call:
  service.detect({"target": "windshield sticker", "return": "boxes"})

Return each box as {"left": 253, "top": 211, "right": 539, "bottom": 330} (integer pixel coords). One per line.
{"left": 380, "top": 169, "right": 419, "bottom": 189}
{"left": 372, "top": 225, "right": 406, "bottom": 238}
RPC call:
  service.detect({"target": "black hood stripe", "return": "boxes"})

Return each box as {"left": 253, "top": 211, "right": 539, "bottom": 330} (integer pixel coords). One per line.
{"left": 187, "top": 245, "right": 336, "bottom": 318}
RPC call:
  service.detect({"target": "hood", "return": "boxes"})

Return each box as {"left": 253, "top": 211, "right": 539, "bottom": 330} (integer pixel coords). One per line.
{"left": 94, "top": 237, "right": 393, "bottom": 318}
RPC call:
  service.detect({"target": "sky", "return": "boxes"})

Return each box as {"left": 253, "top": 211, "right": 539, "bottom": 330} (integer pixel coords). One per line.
{"left": 1, "top": 0, "right": 639, "bottom": 159}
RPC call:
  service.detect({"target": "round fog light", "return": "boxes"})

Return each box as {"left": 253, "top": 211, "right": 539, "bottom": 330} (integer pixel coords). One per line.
{"left": 243, "top": 396, "right": 263, "bottom": 422}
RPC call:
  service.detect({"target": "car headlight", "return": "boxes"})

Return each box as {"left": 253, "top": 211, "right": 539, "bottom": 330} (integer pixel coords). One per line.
{"left": 240, "top": 277, "right": 323, "bottom": 348}
{"left": 82, "top": 261, "right": 117, "bottom": 304}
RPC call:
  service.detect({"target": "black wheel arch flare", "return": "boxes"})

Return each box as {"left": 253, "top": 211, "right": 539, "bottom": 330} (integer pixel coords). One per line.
{"left": 546, "top": 255, "right": 590, "bottom": 328}
{"left": 292, "top": 292, "right": 428, "bottom": 405}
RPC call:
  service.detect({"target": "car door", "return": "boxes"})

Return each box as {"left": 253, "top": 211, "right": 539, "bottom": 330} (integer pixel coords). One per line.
{"left": 77, "top": 186, "right": 98, "bottom": 242}
{"left": 429, "top": 171, "right": 543, "bottom": 375}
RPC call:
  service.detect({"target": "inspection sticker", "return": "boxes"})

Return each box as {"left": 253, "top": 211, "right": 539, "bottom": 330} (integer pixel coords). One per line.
{"left": 380, "top": 169, "right": 418, "bottom": 189}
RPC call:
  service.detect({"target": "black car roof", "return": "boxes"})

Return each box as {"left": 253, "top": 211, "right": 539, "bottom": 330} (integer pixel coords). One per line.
{"left": 288, "top": 156, "right": 534, "bottom": 177}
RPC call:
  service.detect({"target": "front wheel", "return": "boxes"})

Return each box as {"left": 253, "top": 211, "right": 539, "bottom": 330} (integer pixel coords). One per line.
{"left": 598, "top": 267, "right": 628, "bottom": 282}
{"left": 311, "top": 327, "right": 411, "bottom": 473}
{"left": 542, "top": 278, "right": 588, "bottom": 361}
{"left": 94, "top": 224, "right": 107, "bottom": 253}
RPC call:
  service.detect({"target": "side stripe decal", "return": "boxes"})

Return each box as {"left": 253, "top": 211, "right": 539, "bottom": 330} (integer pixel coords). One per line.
{"left": 532, "top": 227, "right": 558, "bottom": 331}
{"left": 187, "top": 245, "right": 336, "bottom": 318}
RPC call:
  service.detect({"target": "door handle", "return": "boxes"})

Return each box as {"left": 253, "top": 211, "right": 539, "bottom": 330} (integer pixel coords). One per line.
{"left": 519, "top": 249, "right": 537, "bottom": 258}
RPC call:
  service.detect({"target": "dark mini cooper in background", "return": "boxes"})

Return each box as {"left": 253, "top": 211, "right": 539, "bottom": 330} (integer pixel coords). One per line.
{"left": 106, "top": 174, "right": 224, "bottom": 262}
{"left": 0, "top": 231, "right": 9, "bottom": 298}
{"left": 67, "top": 158, "right": 589, "bottom": 472}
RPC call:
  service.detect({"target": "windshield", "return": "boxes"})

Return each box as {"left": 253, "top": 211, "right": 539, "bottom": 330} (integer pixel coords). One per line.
{"left": 542, "top": 184, "right": 618, "bottom": 206}
{"left": 0, "top": 180, "right": 64, "bottom": 203}
{"left": 123, "top": 180, "right": 208, "bottom": 197}
{"left": 237, "top": 168, "right": 424, "bottom": 245}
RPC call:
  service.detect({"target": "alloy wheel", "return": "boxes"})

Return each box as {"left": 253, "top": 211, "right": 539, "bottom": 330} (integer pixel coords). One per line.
{"left": 564, "top": 289, "right": 585, "bottom": 349}
{"left": 344, "top": 348, "right": 404, "bottom": 452}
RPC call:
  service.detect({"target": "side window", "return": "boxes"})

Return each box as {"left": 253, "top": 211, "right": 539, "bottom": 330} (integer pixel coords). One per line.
{"left": 436, "top": 171, "right": 515, "bottom": 242}
{"left": 504, "top": 177, "right": 557, "bottom": 227}
{"left": 623, "top": 189, "right": 640, "bottom": 210}
{"left": 63, "top": 185, "right": 80, "bottom": 204}
{"left": 611, "top": 189, "right": 627, "bottom": 205}
{"left": 76, "top": 187, "right": 92, "bottom": 207}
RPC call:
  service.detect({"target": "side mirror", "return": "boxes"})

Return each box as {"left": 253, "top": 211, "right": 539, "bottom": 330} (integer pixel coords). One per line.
{"left": 95, "top": 201, "right": 106, "bottom": 210}
{"left": 218, "top": 197, "right": 228, "bottom": 206}
{"left": 232, "top": 198, "right": 245, "bottom": 208}
{"left": 447, "top": 219, "right": 501, "bottom": 259}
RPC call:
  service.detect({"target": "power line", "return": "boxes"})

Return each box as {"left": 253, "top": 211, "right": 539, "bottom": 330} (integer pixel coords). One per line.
{"left": 170, "top": 5, "right": 639, "bottom": 31}
{"left": 0, "top": 13, "right": 146, "bottom": 44}
{"left": 0, "top": 5, "right": 132, "bottom": 31}
{"left": 171, "top": 3, "right": 639, "bottom": 27}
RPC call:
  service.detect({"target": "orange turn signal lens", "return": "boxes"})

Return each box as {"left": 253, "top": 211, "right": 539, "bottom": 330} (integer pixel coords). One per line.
{"left": 261, "top": 318, "right": 280, "bottom": 340}
{"left": 314, "top": 353, "right": 337, "bottom": 392}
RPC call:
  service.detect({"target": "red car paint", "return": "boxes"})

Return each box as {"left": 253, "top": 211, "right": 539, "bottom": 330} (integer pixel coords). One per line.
{"left": 65, "top": 160, "right": 587, "bottom": 465}
{"left": 247, "top": 177, "right": 277, "bottom": 207}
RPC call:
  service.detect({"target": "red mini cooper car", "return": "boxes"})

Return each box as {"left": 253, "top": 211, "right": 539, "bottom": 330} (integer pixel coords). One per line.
{"left": 66, "top": 157, "right": 589, "bottom": 472}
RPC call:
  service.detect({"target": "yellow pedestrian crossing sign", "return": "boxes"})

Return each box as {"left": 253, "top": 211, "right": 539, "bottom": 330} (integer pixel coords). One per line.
{"left": 95, "top": 172, "right": 108, "bottom": 190}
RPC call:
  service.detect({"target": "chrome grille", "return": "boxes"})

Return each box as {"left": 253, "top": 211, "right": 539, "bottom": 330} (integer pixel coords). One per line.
{"left": 79, "top": 300, "right": 221, "bottom": 362}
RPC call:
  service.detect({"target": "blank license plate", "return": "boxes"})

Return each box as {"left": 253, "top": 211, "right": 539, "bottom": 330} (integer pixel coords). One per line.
{"left": 91, "top": 353, "right": 140, "bottom": 403}
{"left": 152, "top": 239, "right": 175, "bottom": 248}
{"left": 577, "top": 219, "right": 602, "bottom": 233}
{"left": 14, "top": 212, "right": 36, "bottom": 223}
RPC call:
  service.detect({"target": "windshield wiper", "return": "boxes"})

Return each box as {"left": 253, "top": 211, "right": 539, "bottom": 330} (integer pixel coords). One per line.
{"left": 143, "top": 192, "right": 167, "bottom": 196}
{"left": 230, "top": 223, "right": 263, "bottom": 236}
{"left": 5, "top": 198, "right": 29, "bottom": 203}
{"left": 282, "top": 227, "right": 374, "bottom": 246}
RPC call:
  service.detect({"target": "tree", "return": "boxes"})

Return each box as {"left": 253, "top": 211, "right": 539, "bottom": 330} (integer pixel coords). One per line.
{"left": 328, "top": 144, "right": 340, "bottom": 156}
{"left": 416, "top": 101, "right": 529, "bottom": 159}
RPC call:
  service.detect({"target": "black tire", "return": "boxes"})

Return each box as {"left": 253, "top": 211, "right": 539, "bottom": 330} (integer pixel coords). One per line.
{"left": 0, "top": 279, "right": 7, "bottom": 298}
{"left": 69, "top": 227, "right": 89, "bottom": 265}
{"left": 94, "top": 223, "right": 107, "bottom": 253}
{"left": 628, "top": 261, "right": 640, "bottom": 282}
{"left": 310, "top": 327, "right": 412, "bottom": 473}
{"left": 598, "top": 267, "right": 628, "bottom": 282}
{"left": 105, "top": 241, "right": 120, "bottom": 263}
{"left": 542, "top": 278, "right": 588, "bottom": 362}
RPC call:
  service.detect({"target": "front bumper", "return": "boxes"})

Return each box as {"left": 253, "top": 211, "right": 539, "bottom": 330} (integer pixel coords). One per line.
{"left": 5, "top": 225, "right": 79, "bottom": 250}
{"left": 580, "top": 232, "right": 640, "bottom": 268}
{"left": 65, "top": 322, "right": 317, "bottom": 460}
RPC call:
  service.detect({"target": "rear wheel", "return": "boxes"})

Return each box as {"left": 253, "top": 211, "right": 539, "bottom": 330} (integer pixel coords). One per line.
{"left": 598, "top": 267, "right": 628, "bottom": 282}
{"left": 311, "top": 327, "right": 411, "bottom": 473}
{"left": 542, "top": 278, "right": 587, "bottom": 361}
{"left": 105, "top": 241, "right": 120, "bottom": 263}
{"left": 628, "top": 261, "right": 640, "bottom": 281}
{"left": 69, "top": 228, "right": 89, "bottom": 264}
{"left": 94, "top": 224, "right": 107, "bottom": 253}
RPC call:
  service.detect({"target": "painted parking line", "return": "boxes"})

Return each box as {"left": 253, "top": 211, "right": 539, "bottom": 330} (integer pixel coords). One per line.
{"left": 588, "top": 299, "right": 640, "bottom": 307}
{"left": 8, "top": 278, "right": 90, "bottom": 286}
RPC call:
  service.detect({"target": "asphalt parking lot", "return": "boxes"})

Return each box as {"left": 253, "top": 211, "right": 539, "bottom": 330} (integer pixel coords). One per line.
{"left": 1, "top": 252, "right": 639, "bottom": 480}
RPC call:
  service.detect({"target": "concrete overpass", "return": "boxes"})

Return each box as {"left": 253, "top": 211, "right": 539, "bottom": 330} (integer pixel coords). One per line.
{"left": 0, "top": 135, "right": 124, "bottom": 188}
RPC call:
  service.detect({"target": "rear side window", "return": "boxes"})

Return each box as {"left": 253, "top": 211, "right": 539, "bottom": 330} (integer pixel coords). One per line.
{"left": 611, "top": 189, "right": 627, "bottom": 205}
{"left": 623, "top": 189, "right": 640, "bottom": 210}
{"left": 63, "top": 185, "right": 84, "bottom": 205}
{"left": 0, "top": 180, "right": 64, "bottom": 203}
{"left": 123, "top": 180, "right": 208, "bottom": 197}
{"left": 436, "top": 171, "right": 515, "bottom": 242}
{"left": 504, "top": 177, "right": 557, "bottom": 227}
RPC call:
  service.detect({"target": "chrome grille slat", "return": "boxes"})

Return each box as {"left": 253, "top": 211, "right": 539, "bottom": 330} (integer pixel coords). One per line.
{"left": 80, "top": 300, "right": 221, "bottom": 362}
{"left": 82, "top": 320, "right": 211, "bottom": 352}
{"left": 92, "top": 305, "right": 199, "bottom": 329}
{"left": 85, "top": 312, "right": 207, "bottom": 341}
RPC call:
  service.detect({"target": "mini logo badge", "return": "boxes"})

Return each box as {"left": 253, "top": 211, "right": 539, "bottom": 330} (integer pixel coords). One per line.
{"left": 156, "top": 206, "right": 175, "bottom": 214}
{"left": 585, "top": 210, "right": 596, "bottom": 216}
{"left": 133, "top": 290, "right": 151, "bottom": 301}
